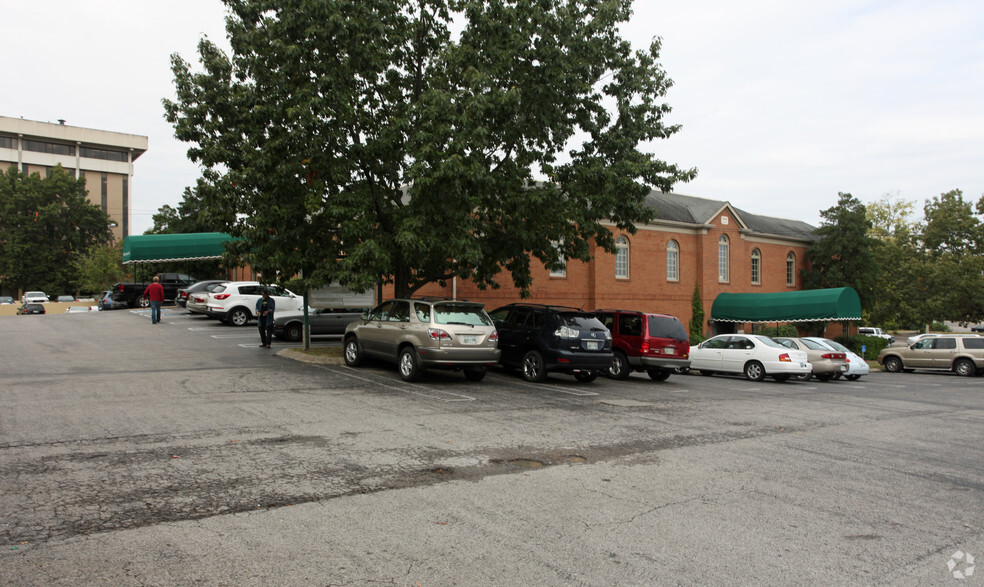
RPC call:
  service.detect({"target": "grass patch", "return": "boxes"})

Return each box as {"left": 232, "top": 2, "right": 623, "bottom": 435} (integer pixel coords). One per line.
{"left": 293, "top": 347, "right": 343, "bottom": 358}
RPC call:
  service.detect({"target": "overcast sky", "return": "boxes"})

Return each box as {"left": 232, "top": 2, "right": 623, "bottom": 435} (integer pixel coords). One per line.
{"left": 4, "top": 0, "right": 982, "bottom": 235}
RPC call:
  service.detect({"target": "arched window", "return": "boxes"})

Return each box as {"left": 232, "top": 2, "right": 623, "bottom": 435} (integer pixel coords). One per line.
{"left": 718, "top": 235, "right": 730, "bottom": 282}
{"left": 751, "top": 248, "right": 761, "bottom": 285}
{"left": 666, "top": 240, "right": 679, "bottom": 281}
{"left": 786, "top": 252, "right": 796, "bottom": 286}
{"left": 615, "top": 236, "right": 629, "bottom": 279}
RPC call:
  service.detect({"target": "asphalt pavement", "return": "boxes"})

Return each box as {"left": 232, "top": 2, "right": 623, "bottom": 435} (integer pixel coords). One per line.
{"left": 2, "top": 308, "right": 983, "bottom": 585}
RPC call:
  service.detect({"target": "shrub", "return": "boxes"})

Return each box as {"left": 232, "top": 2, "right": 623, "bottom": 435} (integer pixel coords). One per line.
{"left": 834, "top": 334, "right": 888, "bottom": 358}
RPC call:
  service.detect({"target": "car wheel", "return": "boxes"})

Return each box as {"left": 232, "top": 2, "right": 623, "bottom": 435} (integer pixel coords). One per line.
{"left": 647, "top": 368, "right": 671, "bottom": 381}
{"left": 743, "top": 361, "right": 766, "bottom": 382}
{"left": 883, "top": 356, "right": 903, "bottom": 373}
{"left": 285, "top": 323, "right": 303, "bottom": 342}
{"left": 574, "top": 371, "right": 598, "bottom": 383}
{"left": 845, "top": 374, "right": 861, "bottom": 381}
{"left": 398, "top": 347, "right": 422, "bottom": 382}
{"left": 773, "top": 374, "right": 790, "bottom": 383}
{"left": 954, "top": 358, "right": 976, "bottom": 377}
{"left": 793, "top": 372, "right": 811, "bottom": 382}
{"left": 343, "top": 337, "right": 363, "bottom": 367}
{"left": 608, "top": 351, "right": 631, "bottom": 379}
{"left": 463, "top": 367, "right": 487, "bottom": 382}
{"left": 137, "top": 297, "right": 150, "bottom": 309}
{"left": 521, "top": 350, "right": 547, "bottom": 383}
{"left": 228, "top": 308, "right": 250, "bottom": 327}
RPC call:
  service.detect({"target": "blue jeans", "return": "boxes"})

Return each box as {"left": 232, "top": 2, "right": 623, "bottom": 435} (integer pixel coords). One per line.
{"left": 150, "top": 300, "right": 161, "bottom": 324}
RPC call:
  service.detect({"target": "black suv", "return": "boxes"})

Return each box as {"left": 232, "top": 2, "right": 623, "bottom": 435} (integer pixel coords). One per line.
{"left": 488, "top": 304, "right": 612, "bottom": 382}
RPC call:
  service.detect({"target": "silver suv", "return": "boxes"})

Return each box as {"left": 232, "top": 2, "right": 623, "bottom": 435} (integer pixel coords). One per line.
{"left": 343, "top": 298, "right": 500, "bottom": 382}
{"left": 877, "top": 335, "right": 984, "bottom": 376}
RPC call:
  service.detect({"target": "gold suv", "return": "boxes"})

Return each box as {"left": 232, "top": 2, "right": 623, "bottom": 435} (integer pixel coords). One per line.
{"left": 343, "top": 298, "right": 500, "bottom": 382}
{"left": 877, "top": 335, "right": 984, "bottom": 377}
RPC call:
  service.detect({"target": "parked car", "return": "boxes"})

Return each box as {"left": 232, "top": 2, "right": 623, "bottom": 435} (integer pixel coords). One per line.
{"left": 858, "top": 327, "right": 894, "bottom": 344}
{"left": 55, "top": 295, "right": 75, "bottom": 303}
{"left": 801, "top": 337, "right": 870, "bottom": 381}
{"left": 972, "top": 325, "right": 984, "bottom": 333}
{"left": 343, "top": 298, "right": 500, "bottom": 382}
{"left": 878, "top": 335, "right": 984, "bottom": 377}
{"left": 593, "top": 308, "right": 689, "bottom": 381}
{"left": 906, "top": 333, "right": 940, "bottom": 346}
{"left": 772, "top": 337, "right": 849, "bottom": 381}
{"left": 488, "top": 303, "right": 612, "bottom": 383}
{"left": 65, "top": 305, "right": 99, "bottom": 313}
{"left": 185, "top": 282, "right": 228, "bottom": 315}
{"left": 22, "top": 291, "right": 49, "bottom": 303}
{"left": 0, "top": 296, "right": 13, "bottom": 305}
{"left": 98, "top": 290, "right": 127, "bottom": 311}
{"left": 274, "top": 307, "right": 368, "bottom": 342}
{"left": 110, "top": 273, "right": 196, "bottom": 308}
{"left": 689, "top": 334, "right": 811, "bottom": 382}
{"left": 176, "top": 279, "right": 227, "bottom": 308}
{"left": 17, "top": 302, "right": 46, "bottom": 315}
{"left": 206, "top": 282, "right": 303, "bottom": 326}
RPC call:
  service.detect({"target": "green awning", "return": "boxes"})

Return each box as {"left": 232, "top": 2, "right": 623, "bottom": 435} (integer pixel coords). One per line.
{"left": 122, "top": 232, "right": 237, "bottom": 264}
{"left": 711, "top": 287, "right": 863, "bottom": 323}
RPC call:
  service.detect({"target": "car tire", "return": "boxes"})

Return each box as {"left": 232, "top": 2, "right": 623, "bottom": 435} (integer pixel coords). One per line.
{"left": 954, "top": 358, "right": 976, "bottom": 377}
{"left": 137, "top": 297, "right": 150, "bottom": 309}
{"left": 608, "top": 351, "right": 631, "bottom": 380}
{"left": 883, "top": 356, "right": 903, "bottom": 373}
{"left": 574, "top": 371, "right": 598, "bottom": 383}
{"left": 522, "top": 350, "right": 547, "bottom": 383}
{"left": 398, "top": 347, "right": 423, "bottom": 382}
{"left": 793, "top": 372, "right": 811, "bottom": 382}
{"left": 285, "top": 322, "right": 303, "bottom": 342}
{"left": 228, "top": 308, "right": 250, "bottom": 327}
{"left": 463, "top": 367, "right": 487, "bottom": 382}
{"left": 647, "top": 368, "right": 671, "bottom": 381}
{"left": 845, "top": 374, "right": 861, "bottom": 381}
{"left": 343, "top": 337, "right": 363, "bottom": 367}
{"left": 743, "top": 361, "right": 766, "bottom": 382}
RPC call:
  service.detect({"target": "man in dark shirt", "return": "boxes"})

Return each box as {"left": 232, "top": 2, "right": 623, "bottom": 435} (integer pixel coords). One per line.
{"left": 141, "top": 276, "right": 165, "bottom": 325}
{"left": 255, "top": 289, "right": 276, "bottom": 348}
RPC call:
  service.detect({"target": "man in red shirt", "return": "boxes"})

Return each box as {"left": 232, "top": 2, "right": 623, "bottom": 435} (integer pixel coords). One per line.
{"left": 142, "top": 276, "right": 166, "bottom": 325}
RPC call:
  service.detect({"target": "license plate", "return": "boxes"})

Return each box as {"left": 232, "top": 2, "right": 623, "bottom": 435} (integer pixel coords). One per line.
{"left": 461, "top": 335, "right": 478, "bottom": 345}
{"left": 585, "top": 340, "right": 601, "bottom": 350}
{"left": 663, "top": 347, "right": 675, "bottom": 355}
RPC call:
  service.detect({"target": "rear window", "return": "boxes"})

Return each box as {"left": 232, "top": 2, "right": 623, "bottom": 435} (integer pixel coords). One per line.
{"left": 962, "top": 338, "right": 984, "bottom": 349}
{"left": 211, "top": 285, "right": 227, "bottom": 294}
{"left": 648, "top": 315, "right": 687, "bottom": 340}
{"left": 558, "top": 313, "right": 607, "bottom": 331}
{"left": 432, "top": 303, "right": 492, "bottom": 326}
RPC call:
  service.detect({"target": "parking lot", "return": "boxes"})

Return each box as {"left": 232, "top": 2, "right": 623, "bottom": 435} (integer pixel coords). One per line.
{"left": 2, "top": 308, "right": 984, "bottom": 585}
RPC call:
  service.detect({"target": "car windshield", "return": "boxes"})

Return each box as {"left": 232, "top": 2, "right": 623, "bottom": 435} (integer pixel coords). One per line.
{"left": 648, "top": 316, "right": 688, "bottom": 340}
{"left": 432, "top": 303, "right": 492, "bottom": 326}
{"left": 753, "top": 335, "right": 787, "bottom": 349}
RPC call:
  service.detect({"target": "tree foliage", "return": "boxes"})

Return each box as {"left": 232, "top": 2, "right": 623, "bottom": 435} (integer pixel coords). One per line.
{"left": 802, "top": 193, "right": 877, "bottom": 308}
{"left": 0, "top": 166, "right": 113, "bottom": 294}
{"left": 164, "top": 0, "right": 695, "bottom": 297}
{"left": 688, "top": 284, "right": 704, "bottom": 344}
{"left": 74, "top": 240, "right": 126, "bottom": 294}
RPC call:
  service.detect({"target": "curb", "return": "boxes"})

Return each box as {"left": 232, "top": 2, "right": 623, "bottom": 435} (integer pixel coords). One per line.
{"left": 276, "top": 348, "right": 345, "bottom": 365}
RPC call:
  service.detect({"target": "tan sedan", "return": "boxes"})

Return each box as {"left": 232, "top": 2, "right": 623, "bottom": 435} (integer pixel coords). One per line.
{"left": 773, "top": 337, "right": 849, "bottom": 382}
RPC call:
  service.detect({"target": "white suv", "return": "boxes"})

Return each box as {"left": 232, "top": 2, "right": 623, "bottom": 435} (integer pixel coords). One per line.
{"left": 207, "top": 282, "right": 303, "bottom": 326}
{"left": 22, "top": 291, "right": 49, "bottom": 303}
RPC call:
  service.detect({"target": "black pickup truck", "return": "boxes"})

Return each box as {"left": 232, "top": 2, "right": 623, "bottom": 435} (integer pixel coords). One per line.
{"left": 111, "top": 273, "right": 197, "bottom": 308}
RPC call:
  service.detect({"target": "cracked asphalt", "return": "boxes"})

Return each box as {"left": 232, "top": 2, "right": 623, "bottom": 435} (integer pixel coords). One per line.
{"left": 2, "top": 308, "right": 984, "bottom": 585}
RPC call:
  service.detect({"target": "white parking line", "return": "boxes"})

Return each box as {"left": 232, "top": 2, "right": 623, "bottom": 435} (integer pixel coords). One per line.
{"left": 332, "top": 366, "right": 476, "bottom": 401}
{"left": 508, "top": 379, "right": 600, "bottom": 396}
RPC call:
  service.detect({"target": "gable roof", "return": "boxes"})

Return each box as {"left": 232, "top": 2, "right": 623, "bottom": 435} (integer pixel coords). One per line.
{"left": 644, "top": 191, "right": 818, "bottom": 241}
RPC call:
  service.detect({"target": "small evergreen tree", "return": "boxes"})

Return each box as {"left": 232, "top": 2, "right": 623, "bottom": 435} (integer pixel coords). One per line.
{"left": 689, "top": 285, "right": 705, "bottom": 345}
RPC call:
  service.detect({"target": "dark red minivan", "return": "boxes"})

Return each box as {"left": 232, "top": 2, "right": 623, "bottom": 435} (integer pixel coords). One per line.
{"left": 594, "top": 309, "right": 690, "bottom": 381}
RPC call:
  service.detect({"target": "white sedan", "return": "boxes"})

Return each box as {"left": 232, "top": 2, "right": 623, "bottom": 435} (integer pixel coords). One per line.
{"left": 802, "top": 337, "right": 870, "bottom": 381}
{"left": 689, "top": 334, "right": 811, "bottom": 382}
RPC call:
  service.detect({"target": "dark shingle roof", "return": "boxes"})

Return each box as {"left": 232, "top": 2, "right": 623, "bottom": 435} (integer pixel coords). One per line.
{"left": 644, "top": 191, "right": 818, "bottom": 241}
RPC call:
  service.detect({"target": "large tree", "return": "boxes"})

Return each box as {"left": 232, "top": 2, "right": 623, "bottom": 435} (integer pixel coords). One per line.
{"left": 802, "top": 193, "right": 877, "bottom": 309}
{"left": 0, "top": 166, "right": 113, "bottom": 294}
{"left": 920, "top": 189, "right": 984, "bottom": 325}
{"left": 164, "top": 0, "right": 695, "bottom": 297}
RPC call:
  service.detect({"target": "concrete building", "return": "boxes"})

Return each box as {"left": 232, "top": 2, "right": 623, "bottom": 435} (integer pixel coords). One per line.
{"left": 0, "top": 116, "right": 148, "bottom": 242}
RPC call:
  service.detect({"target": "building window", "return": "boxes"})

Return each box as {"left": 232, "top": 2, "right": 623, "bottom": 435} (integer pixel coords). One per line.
{"left": 22, "top": 139, "right": 75, "bottom": 156}
{"left": 718, "top": 235, "right": 730, "bottom": 282}
{"left": 786, "top": 252, "right": 796, "bottom": 286}
{"left": 549, "top": 241, "right": 566, "bottom": 277}
{"left": 615, "top": 236, "right": 629, "bottom": 279}
{"left": 0, "top": 136, "right": 16, "bottom": 149}
{"left": 751, "top": 248, "right": 761, "bottom": 285}
{"left": 101, "top": 173, "right": 108, "bottom": 212}
{"left": 80, "top": 146, "right": 128, "bottom": 162}
{"left": 666, "top": 240, "right": 679, "bottom": 281}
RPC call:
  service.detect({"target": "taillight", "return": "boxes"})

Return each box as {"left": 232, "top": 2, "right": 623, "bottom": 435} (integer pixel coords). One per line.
{"left": 213, "top": 293, "right": 231, "bottom": 300}
{"left": 489, "top": 331, "right": 498, "bottom": 342}
{"left": 641, "top": 339, "right": 650, "bottom": 353}
{"left": 820, "top": 352, "right": 846, "bottom": 360}
{"left": 428, "top": 328, "right": 451, "bottom": 341}
{"left": 779, "top": 353, "right": 791, "bottom": 362}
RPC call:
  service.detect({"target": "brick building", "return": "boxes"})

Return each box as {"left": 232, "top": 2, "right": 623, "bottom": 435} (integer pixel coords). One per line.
{"left": 0, "top": 116, "right": 148, "bottom": 242}
{"left": 409, "top": 191, "right": 818, "bottom": 338}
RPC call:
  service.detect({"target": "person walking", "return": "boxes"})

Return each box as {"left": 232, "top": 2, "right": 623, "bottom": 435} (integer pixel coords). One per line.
{"left": 141, "top": 276, "right": 165, "bottom": 325}
{"left": 255, "top": 289, "right": 276, "bottom": 348}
